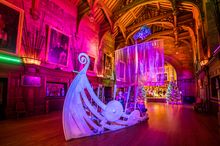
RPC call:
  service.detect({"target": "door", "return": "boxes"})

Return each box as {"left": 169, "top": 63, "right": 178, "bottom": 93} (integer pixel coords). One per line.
{"left": 0, "top": 78, "right": 8, "bottom": 120}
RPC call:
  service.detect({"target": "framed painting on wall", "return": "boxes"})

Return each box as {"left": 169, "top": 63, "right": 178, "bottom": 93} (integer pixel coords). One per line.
{"left": 47, "top": 27, "right": 69, "bottom": 66}
{"left": 0, "top": 0, "right": 24, "bottom": 54}
{"left": 46, "top": 82, "right": 67, "bottom": 97}
{"left": 104, "top": 54, "right": 112, "bottom": 76}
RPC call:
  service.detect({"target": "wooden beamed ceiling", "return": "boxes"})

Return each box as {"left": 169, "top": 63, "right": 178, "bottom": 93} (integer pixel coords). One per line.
{"left": 76, "top": 1, "right": 200, "bottom": 43}
{"left": 75, "top": 0, "right": 203, "bottom": 71}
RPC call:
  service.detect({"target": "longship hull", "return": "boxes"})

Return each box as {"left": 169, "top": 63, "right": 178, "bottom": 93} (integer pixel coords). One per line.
{"left": 62, "top": 53, "right": 148, "bottom": 140}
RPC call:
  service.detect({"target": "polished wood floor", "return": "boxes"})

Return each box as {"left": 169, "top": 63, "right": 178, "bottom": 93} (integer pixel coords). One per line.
{"left": 0, "top": 103, "right": 219, "bottom": 146}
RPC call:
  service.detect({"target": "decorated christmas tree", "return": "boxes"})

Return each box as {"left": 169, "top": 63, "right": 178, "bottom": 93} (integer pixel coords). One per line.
{"left": 138, "top": 86, "right": 146, "bottom": 99}
{"left": 137, "top": 86, "right": 147, "bottom": 115}
{"left": 166, "top": 81, "right": 182, "bottom": 104}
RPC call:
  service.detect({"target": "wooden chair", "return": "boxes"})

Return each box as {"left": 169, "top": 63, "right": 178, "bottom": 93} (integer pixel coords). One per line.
{"left": 16, "top": 101, "right": 27, "bottom": 119}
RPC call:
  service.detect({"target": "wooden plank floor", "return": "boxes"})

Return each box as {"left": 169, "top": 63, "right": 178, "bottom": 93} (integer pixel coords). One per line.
{"left": 0, "top": 103, "right": 219, "bottom": 146}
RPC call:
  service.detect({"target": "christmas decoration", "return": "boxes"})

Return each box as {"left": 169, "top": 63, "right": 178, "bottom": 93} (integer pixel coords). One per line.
{"left": 137, "top": 86, "right": 147, "bottom": 116}
{"left": 138, "top": 86, "right": 146, "bottom": 99}
{"left": 63, "top": 53, "right": 147, "bottom": 140}
{"left": 166, "top": 81, "right": 182, "bottom": 104}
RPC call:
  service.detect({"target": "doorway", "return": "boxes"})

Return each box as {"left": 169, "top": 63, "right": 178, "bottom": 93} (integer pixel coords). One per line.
{"left": 0, "top": 78, "right": 8, "bottom": 120}
{"left": 145, "top": 62, "right": 177, "bottom": 101}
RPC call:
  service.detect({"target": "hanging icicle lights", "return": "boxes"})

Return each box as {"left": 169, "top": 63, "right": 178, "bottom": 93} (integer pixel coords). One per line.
{"left": 133, "top": 25, "right": 151, "bottom": 40}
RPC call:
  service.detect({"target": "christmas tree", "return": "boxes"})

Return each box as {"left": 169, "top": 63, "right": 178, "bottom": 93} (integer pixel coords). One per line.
{"left": 137, "top": 86, "right": 147, "bottom": 115}
{"left": 138, "top": 86, "right": 146, "bottom": 99}
{"left": 166, "top": 81, "right": 182, "bottom": 104}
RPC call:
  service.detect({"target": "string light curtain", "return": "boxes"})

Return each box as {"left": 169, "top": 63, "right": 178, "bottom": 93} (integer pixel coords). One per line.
{"left": 115, "top": 40, "right": 164, "bottom": 86}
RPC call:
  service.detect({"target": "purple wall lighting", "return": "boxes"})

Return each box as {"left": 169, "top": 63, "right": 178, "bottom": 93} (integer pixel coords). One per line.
{"left": 21, "top": 75, "right": 41, "bottom": 87}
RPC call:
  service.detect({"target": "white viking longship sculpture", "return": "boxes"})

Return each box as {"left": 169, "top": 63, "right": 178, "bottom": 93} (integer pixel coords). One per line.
{"left": 62, "top": 53, "right": 148, "bottom": 140}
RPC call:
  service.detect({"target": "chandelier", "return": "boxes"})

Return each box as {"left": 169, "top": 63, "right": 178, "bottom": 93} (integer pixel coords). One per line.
{"left": 133, "top": 25, "right": 151, "bottom": 40}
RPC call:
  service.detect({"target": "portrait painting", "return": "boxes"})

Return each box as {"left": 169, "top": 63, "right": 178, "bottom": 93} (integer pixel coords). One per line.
{"left": 0, "top": 1, "right": 23, "bottom": 54}
{"left": 47, "top": 27, "right": 69, "bottom": 66}
{"left": 104, "top": 54, "right": 112, "bottom": 76}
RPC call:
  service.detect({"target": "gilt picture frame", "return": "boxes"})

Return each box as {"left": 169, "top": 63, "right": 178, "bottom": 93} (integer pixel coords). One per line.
{"left": 0, "top": 0, "right": 24, "bottom": 54}
{"left": 104, "top": 54, "right": 112, "bottom": 77}
{"left": 46, "top": 26, "right": 70, "bottom": 66}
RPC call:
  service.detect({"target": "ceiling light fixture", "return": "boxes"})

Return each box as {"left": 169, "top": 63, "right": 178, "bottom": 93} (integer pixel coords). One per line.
{"left": 133, "top": 25, "right": 151, "bottom": 40}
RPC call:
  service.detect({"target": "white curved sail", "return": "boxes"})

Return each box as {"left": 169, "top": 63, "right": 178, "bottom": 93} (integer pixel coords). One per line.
{"left": 62, "top": 53, "right": 148, "bottom": 140}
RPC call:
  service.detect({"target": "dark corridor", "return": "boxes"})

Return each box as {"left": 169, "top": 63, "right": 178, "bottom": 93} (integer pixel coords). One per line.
{"left": 0, "top": 78, "right": 8, "bottom": 120}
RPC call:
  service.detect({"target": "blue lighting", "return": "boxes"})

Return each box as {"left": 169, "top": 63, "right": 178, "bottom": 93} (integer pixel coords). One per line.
{"left": 133, "top": 25, "right": 151, "bottom": 40}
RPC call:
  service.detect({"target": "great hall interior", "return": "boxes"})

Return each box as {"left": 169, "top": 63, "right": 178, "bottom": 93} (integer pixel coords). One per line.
{"left": 0, "top": 0, "right": 220, "bottom": 146}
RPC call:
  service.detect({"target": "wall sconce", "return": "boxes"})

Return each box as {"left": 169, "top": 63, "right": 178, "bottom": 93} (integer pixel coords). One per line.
{"left": 200, "top": 59, "right": 208, "bottom": 66}
{"left": 22, "top": 57, "right": 41, "bottom": 65}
